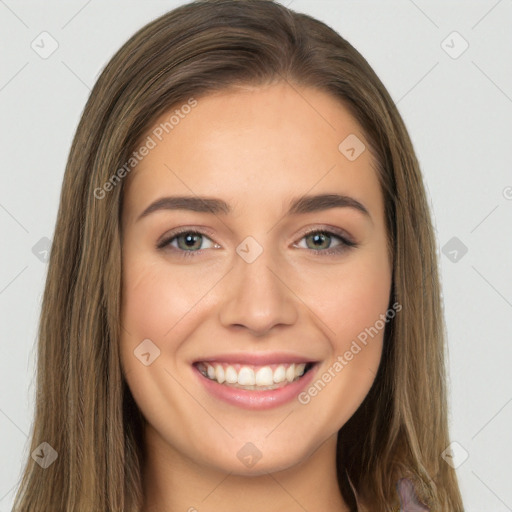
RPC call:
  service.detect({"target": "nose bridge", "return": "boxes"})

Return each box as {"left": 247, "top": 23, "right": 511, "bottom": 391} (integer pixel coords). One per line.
{"left": 218, "top": 235, "right": 298, "bottom": 334}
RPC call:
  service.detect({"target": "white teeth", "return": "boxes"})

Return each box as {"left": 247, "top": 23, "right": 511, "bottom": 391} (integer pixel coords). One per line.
{"left": 295, "top": 363, "right": 306, "bottom": 376}
{"left": 201, "top": 361, "right": 310, "bottom": 388}
{"left": 225, "top": 365, "right": 238, "bottom": 384}
{"left": 238, "top": 366, "right": 256, "bottom": 386}
{"left": 214, "top": 365, "right": 225, "bottom": 384}
{"left": 255, "top": 366, "right": 273, "bottom": 386}
{"left": 273, "top": 365, "right": 286, "bottom": 383}
{"left": 285, "top": 364, "right": 296, "bottom": 382}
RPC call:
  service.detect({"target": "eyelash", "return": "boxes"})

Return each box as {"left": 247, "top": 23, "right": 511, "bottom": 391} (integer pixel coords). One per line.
{"left": 157, "top": 227, "right": 358, "bottom": 259}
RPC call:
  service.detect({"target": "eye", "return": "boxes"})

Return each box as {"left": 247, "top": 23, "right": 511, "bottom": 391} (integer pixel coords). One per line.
{"left": 157, "top": 227, "right": 357, "bottom": 258}
{"left": 157, "top": 229, "right": 219, "bottom": 256}
{"left": 294, "top": 228, "right": 357, "bottom": 256}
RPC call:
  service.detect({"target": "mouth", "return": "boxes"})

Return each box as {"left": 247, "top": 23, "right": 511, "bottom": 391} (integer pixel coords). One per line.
{"left": 191, "top": 352, "right": 320, "bottom": 410}
{"left": 193, "top": 361, "right": 316, "bottom": 391}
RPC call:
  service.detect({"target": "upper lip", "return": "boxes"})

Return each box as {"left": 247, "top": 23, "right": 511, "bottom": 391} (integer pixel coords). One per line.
{"left": 193, "top": 352, "right": 317, "bottom": 366}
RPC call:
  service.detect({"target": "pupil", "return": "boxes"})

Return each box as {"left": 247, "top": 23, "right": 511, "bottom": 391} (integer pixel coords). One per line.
{"left": 310, "top": 233, "right": 329, "bottom": 249}
{"left": 181, "top": 233, "right": 200, "bottom": 250}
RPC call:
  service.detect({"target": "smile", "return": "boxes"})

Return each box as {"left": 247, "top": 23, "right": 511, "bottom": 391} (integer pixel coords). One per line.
{"left": 194, "top": 361, "right": 314, "bottom": 390}
{"left": 192, "top": 357, "right": 318, "bottom": 410}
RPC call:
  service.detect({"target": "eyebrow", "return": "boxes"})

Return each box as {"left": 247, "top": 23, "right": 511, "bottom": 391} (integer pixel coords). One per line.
{"left": 136, "top": 193, "right": 371, "bottom": 221}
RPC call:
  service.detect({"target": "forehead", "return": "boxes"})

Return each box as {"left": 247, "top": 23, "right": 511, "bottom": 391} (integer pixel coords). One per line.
{"left": 123, "top": 82, "right": 383, "bottom": 222}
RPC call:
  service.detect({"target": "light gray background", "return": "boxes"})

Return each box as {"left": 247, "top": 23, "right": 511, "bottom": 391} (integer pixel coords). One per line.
{"left": 1, "top": 1, "right": 511, "bottom": 510}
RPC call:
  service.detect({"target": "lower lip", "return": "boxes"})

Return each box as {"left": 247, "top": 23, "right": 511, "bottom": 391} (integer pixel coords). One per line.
{"left": 193, "top": 363, "right": 318, "bottom": 410}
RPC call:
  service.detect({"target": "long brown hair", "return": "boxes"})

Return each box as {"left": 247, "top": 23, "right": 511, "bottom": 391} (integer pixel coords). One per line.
{"left": 12, "top": 1, "right": 464, "bottom": 510}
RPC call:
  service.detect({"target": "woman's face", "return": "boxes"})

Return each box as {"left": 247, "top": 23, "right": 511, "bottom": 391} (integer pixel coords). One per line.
{"left": 120, "top": 82, "right": 392, "bottom": 475}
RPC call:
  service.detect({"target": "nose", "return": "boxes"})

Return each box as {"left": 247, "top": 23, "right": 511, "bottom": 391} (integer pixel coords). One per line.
{"left": 218, "top": 245, "right": 299, "bottom": 337}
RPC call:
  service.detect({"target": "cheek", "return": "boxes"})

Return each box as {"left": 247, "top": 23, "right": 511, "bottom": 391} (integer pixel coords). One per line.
{"left": 118, "top": 254, "right": 206, "bottom": 423}
{"left": 118, "top": 248, "right": 228, "bottom": 390}
{"left": 119, "top": 252, "right": 182, "bottom": 385}
{"left": 303, "top": 251, "right": 391, "bottom": 344}
{"left": 297, "top": 247, "right": 391, "bottom": 416}
{"left": 297, "top": 255, "right": 391, "bottom": 429}
{"left": 122, "top": 266, "right": 183, "bottom": 339}
{"left": 120, "top": 251, "right": 215, "bottom": 340}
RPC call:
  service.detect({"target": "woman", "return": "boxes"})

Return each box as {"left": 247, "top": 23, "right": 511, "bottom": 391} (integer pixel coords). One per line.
{"left": 12, "top": 0, "right": 464, "bottom": 510}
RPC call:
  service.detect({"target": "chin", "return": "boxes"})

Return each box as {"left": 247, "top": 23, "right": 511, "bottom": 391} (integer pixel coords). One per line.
{"left": 196, "top": 435, "right": 316, "bottom": 477}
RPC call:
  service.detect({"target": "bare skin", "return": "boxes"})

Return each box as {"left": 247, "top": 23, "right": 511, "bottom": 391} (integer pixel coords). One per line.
{"left": 119, "top": 81, "right": 392, "bottom": 512}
